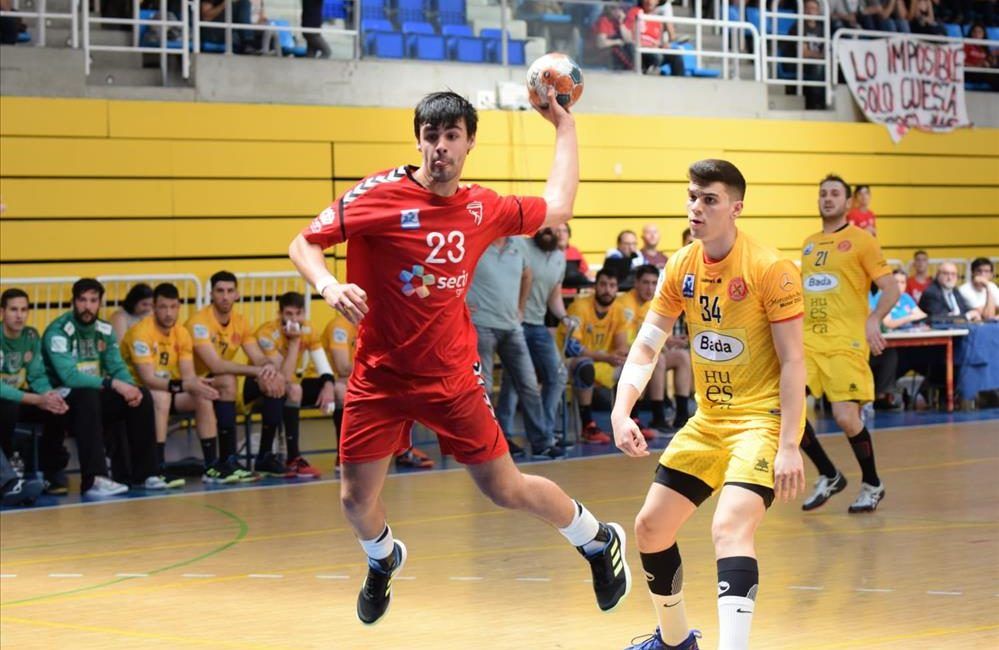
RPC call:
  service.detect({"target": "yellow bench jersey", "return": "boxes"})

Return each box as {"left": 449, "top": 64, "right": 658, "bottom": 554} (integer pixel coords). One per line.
{"left": 616, "top": 288, "right": 652, "bottom": 344}
{"left": 254, "top": 319, "right": 322, "bottom": 369}
{"left": 563, "top": 294, "right": 629, "bottom": 353}
{"left": 801, "top": 224, "right": 891, "bottom": 355}
{"left": 121, "top": 315, "right": 194, "bottom": 383}
{"left": 184, "top": 305, "right": 254, "bottom": 376}
{"left": 321, "top": 314, "right": 357, "bottom": 373}
{"left": 651, "top": 231, "right": 803, "bottom": 418}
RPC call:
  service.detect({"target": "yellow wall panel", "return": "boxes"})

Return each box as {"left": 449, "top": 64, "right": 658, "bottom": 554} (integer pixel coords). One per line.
{"left": 0, "top": 179, "right": 174, "bottom": 217}
{"left": 171, "top": 180, "right": 332, "bottom": 216}
{"left": 0, "top": 97, "right": 108, "bottom": 137}
{"left": 0, "top": 258, "right": 306, "bottom": 281}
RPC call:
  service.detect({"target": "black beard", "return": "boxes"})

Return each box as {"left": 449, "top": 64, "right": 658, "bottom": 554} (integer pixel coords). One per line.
{"left": 534, "top": 231, "right": 558, "bottom": 252}
{"left": 74, "top": 308, "right": 96, "bottom": 323}
{"left": 595, "top": 293, "right": 615, "bottom": 307}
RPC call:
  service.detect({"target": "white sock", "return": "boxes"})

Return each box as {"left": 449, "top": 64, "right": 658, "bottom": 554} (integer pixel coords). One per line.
{"left": 359, "top": 524, "right": 394, "bottom": 562}
{"left": 558, "top": 500, "right": 601, "bottom": 549}
{"left": 717, "top": 595, "right": 755, "bottom": 650}
{"left": 651, "top": 590, "right": 690, "bottom": 646}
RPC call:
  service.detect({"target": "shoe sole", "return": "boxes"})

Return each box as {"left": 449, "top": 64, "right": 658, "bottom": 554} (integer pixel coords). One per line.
{"left": 848, "top": 489, "right": 886, "bottom": 513}
{"left": 601, "top": 522, "right": 632, "bottom": 614}
{"left": 358, "top": 539, "right": 408, "bottom": 627}
{"left": 801, "top": 476, "right": 848, "bottom": 511}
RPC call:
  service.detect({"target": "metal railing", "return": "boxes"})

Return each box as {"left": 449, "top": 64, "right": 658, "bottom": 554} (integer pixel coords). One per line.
{"left": 82, "top": 0, "right": 190, "bottom": 81}
{"left": 0, "top": 0, "right": 78, "bottom": 47}
{"left": 759, "top": 0, "right": 833, "bottom": 105}
{"left": 635, "top": 12, "right": 763, "bottom": 81}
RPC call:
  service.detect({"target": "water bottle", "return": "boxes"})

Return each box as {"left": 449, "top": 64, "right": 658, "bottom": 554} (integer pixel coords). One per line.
{"left": 10, "top": 451, "right": 25, "bottom": 478}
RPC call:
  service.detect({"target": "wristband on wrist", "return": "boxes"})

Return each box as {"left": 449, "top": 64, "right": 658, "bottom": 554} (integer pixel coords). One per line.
{"left": 102, "top": 376, "right": 114, "bottom": 391}
{"left": 320, "top": 373, "right": 335, "bottom": 386}
{"left": 168, "top": 379, "right": 183, "bottom": 394}
{"left": 315, "top": 275, "right": 338, "bottom": 297}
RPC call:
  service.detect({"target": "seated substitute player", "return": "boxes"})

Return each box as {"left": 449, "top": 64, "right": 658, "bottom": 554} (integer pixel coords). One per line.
{"left": 121, "top": 283, "right": 221, "bottom": 486}
{"left": 186, "top": 271, "right": 285, "bottom": 483}
{"left": 289, "top": 90, "right": 631, "bottom": 625}
{"left": 799, "top": 175, "right": 897, "bottom": 514}
{"left": 612, "top": 160, "right": 806, "bottom": 650}
{"left": 0, "top": 288, "right": 70, "bottom": 494}
{"left": 322, "top": 313, "right": 433, "bottom": 470}
{"left": 244, "top": 291, "right": 331, "bottom": 479}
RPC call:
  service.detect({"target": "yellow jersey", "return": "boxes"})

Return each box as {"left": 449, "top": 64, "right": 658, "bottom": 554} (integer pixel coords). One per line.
{"left": 801, "top": 224, "right": 891, "bottom": 355}
{"left": 563, "top": 295, "right": 629, "bottom": 353}
{"left": 651, "top": 231, "right": 803, "bottom": 418}
{"left": 616, "top": 288, "right": 652, "bottom": 344}
{"left": 184, "top": 305, "right": 254, "bottom": 376}
{"left": 121, "top": 315, "right": 194, "bottom": 383}
{"left": 321, "top": 314, "right": 357, "bottom": 376}
{"left": 254, "top": 319, "right": 322, "bottom": 369}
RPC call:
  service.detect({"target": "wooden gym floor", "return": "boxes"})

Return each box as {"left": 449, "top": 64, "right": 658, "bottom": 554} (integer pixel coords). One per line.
{"left": 1, "top": 420, "right": 997, "bottom": 649}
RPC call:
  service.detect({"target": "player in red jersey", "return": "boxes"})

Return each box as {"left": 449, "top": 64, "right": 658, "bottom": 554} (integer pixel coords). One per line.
{"left": 289, "top": 91, "right": 631, "bottom": 625}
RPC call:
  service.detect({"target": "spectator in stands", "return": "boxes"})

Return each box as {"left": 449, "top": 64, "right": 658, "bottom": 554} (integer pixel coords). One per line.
{"left": 186, "top": 271, "right": 282, "bottom": 483}
{"left": 847, "top": 184, "right": 877, "bottom": 235}
{"left": 469, "top": 236, "right": 562, "bottom": 459}
{"left": 622, "top": 0, "right": 686, "bottom": 76}
{"left": 1, "top": 446, "right": 44, "bottom": 507}
{"left": 322, "top": 310, "right": 435, "bottom": 469}
{"left": 110, "top": 283, "right": 154, "bottom": 341}
{"left": 872, "top": 269, "right": 928, "bottom": 329}
{"left": 201, "top": 0, "right": 258, "bottom": 54}
{"left": 555, "top": 222, "right": 592, "bottom": 279}
{"left": 606, "top": 229, "right": 648, "bottom": 268}
{"left": 302, "top": 0, "right": 332, "bottom": 57}
{"left": 245, "top": 292, "right": 330, "bottom": 478}
{"left": 868, "top": 268, "right": 928, "bottom": 408}
{"left": 42, "top": 278, "right": 159, "bottom": 497}
{"left": 918, "top": 262, "right": 982, "bottom": 321}
{"left": 859, "top": 0, "right": 910, "bottom": 32}
{"left": 497, "top": 228, "right": 572, "bottom": 452}
{"left": 0, "top": 0, "right": 20, "bottom": 45}
{"left": 829, "top": 0, "right": 861, "bottom": 33}
{"left": 909, "top": 0, "right": 946, "bottom": 33}
{"left": 593, "top": 2, "right": 632, "bottom": 69}
{"left": 784, "top": 0, "right": 828, "bottom": 110}
{"left": 562, "top": 268, "right": 631, "bottom": 444}
{"left": 958, "top": 257, "right": 999, "bottom": 320}
{"left": 906, "top": 249, "right": 932, "bottom": 301}
{"left": 121, "top": 283, "right": 221, "bottom": 486}
{"left": 965, "top": 24, "right": 998, "bottom": 91}
{"left": 0, "top": 288, "right": 70, "bottom": 495}
{"left": 640, "top": 223, "right": 668, "bottom": 268}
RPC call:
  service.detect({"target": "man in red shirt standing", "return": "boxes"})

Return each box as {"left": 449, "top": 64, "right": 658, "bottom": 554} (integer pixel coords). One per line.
{"left": 906, "top": 250, "right": 932, "bottom": 302}
{"left": 289, "top": 90, "right": 631, "bottom": 626}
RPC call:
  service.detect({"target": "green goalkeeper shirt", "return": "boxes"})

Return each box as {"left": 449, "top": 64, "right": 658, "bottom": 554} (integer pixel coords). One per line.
{"left": 42, "top": 311, "right": 135, "bottom": 390}
{"left": 0, "top": 326, "right": 53, "bottom": 403}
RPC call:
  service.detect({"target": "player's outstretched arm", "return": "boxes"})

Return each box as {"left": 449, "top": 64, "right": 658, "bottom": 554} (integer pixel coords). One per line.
{"left": 535, "top": 88, "right": 579, "bottom": 230}
{"left": 289, "top": 234, "right": 368, "bottom": 324}
{"left": 771, "top": 317, "right": 806, "bottom": 503}
{"left": 611, "top": 311, "right": 674, "bottom": 457}
{"left": 867, "top": 273, "right": 899, "bottom": 356}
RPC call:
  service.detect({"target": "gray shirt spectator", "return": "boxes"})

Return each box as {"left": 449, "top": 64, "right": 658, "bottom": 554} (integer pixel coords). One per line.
{"left": 468, "top": 237, "right": 529, "bottom": 330}
{"left": 523, "top": 244, "right": 566, "bottom": 326}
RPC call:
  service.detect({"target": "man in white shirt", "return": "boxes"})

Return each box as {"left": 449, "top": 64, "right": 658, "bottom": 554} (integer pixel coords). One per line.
{"left": 958, "top": 257, "right": 998, "bottom": 321}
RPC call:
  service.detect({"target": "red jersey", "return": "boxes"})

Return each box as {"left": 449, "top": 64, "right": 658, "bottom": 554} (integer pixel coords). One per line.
{"left": 846, "top": 208, "right": 876, "bottom": 232}
{"left": 623, "top": 7, "right": 662, "bottom": 48}
{"left": 303, "top": 165, "right": 546, "bottom": 377}
{"left": 906, "top": 276, "right": 931, "bottom": 302}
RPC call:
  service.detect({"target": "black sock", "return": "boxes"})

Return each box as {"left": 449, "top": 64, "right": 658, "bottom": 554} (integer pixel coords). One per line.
{"left": 801, "top": 420, "right": 838, "bottom": 479}
{"left": 333, "top": 407, "right": 344, "bottom": 445}
{"left": 580, "top": 404, "right": 593, "bottom": 426}
{"left": 674, "top": 395, "right": 690, "bottom": 428}
{"left": 200, "top": 437, "right": 218, "bottom": 468}
{"left": 282, "top": 406, "right": 301, "bottom": 459}
{"left": 650, "top": 400, "right": 667, "bottom": 424}
{"left": 215, "top": 401, "right": 237, "bottom": 459}
{"left": 848, "top": 427, "right": 880, "bottom": 486}
{"left": 717, "top": 556, "right": 758, "bottom": 599}
{"left": 258, "top": 398, "right": 283, "bottom": 459}
{"left": 156, "top": 442, "right": 166, "bottom": 470}
{"left": 258, "top": 426, "right": 277, "bottom": 460}
{"left": 641, "top": 543, "right": 683, "bottom": 596}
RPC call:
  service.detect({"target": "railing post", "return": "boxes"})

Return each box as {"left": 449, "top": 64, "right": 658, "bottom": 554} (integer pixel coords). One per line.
{"left": 159, "top": 0, "right": 167, "bottom": 83}
{"left": 70, "top": 0, "right": 78, "bottom": 48}
{"left": 500, "top": 0, "right": 508, "bottom": 68}
{"left": 634, "top": 14, "right": 641, "bottom": 73}
{"left": 82, "top": 0, "right": 90, "bottom": 75}
{"left": 224, "top": 0, "right": 232, "bottom": 54}
{"left": 132, "top": 0, "right": 140, "bottom": 47}
{"left": 182, "top": 0, "right": 190, "bottom": 78}
{"left": 193, "top": 0, "right": 200, "bottom": 54}
{"left": 38, "top": 0, "right": 46, "bottom": 46}
{"left": 722, "top": 0, "right": 730, "bottom": 79}
{"left": 694, "top": 0, "right": 702, "bottom": 68}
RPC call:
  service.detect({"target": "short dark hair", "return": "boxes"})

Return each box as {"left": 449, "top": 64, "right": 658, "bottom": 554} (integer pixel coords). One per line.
{"left": 153, "top": 283, "right": 180, "bottom": 301}
{"left": 1, "top": 288, "right": 29, "bottom": 309}
{"left": 681, "top": 227, "right": 691, "bottom": 245}
{"left": 122, "top": 283, "right": 153, "bottom": 314}
{"left": 414, "top": 91, "right": 478, "bottom": 139}
{"left": 617, "top": 230, "right": 637, "bottom": 245}
{"left": 72, "top": 278, "right": 104, "bottom": 300}
{"left": 210, "top": 270, "right": 238, "bottom": 289}
{"left": 279, "top": 292, "right": 306, "bottom": 310}
{"left": 595, "top": 267, "right": 619, "bottom": 283}
{"left": 820, "top": 174, "right": 852, "bottom": 198}
{"left": 854, "top": 184, "right": 870, "bottom": 194}
{"left": 892, "top": 268, "right": 907, "bottom": 278}
{"left": 634, "top": 264, "right": 660, "bottom": 282}
{"left": 971, "top": 257, "right": 993, "bottom": 274}
{"left": 914, "top": 249, "right": 928, "bottom": 258}
{"left": 688, "top": 159, "right": 746, "bottom": 201}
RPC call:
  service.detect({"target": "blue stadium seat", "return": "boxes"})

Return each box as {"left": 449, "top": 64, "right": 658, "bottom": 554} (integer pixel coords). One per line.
{"left": 398, "top": 0, "right": 427, "bottom": 25}
{"left": 374, "top": 32, "right": 405, "bottom": 57}
{"left": 271, "top": 19, "right": 307, "bottom": 57}
{"left": 403, "top": 21, "right": 445, "bottom": 60}
{"left": 943, "top": 23, "right": 962, "bottom": 39}
{"left": 361, "top": 0, "right": 387, "bottom": 21}
{"left": 774, "top": 9, "right": 794, "bottom": 36}
{"left": 437, "top": 0, "right": 466, "bottom": 26}
{"left": 745, "top": 7, "right": 760, "bottom": 28}
{"left": 322, "top": 0, "right": 347, "bottom": 21}
{"left": 17, "top": 30, "right": 31, "bottom": 43}
{"left": 362, "top": 17, "right": 396, "bottom": 54}
{"left": 677, "top": 42, "right": 721, "bottom": 78}
{"left": 481, "top": 28, "right": 526, "bottom": 65}
{"left": 138, "top": 9, "right": 183, "bottom": 49}
{"left": 442, "top": 23, "right": 477, "bottom": 61}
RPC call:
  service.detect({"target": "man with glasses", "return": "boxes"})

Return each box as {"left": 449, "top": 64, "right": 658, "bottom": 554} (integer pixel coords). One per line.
{"left": 918, "top": 262, "right": 982, "bottom": 322}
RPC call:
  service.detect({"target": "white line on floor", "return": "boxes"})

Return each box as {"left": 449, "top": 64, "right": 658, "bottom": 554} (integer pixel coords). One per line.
{"left": 926, "top": 590, "right": 962, "bottom": 596}
{"left": 247, "top": 574, "right": 284, "bottom": 579}
{"left": 48, "top": 573, "right": 83, "bottom": 578}
{"left": 395, "top": 576, "right": 416, "bottom": 581}
{"left": 315, "top": 575, "right": 351, "bottom": 580}
{"left": 856, "top": 588, "right": 894, "bottom": 593}
{"left": 449, "top": 576, "right": 484, "bottom": 581}
{"left": 181, "top": 573, "right": 215, "bottom": 578}
{"left": 789, "top": 586, "right": 824, "bottom": 591}
{"left": 516, "top": 577, "right": 552, "bottom": 582}
{"left": 115, "top": 573, "right": 149, "bottom": 578}
{"left": 0, "top": 574, "right": 16, "bottom": 578}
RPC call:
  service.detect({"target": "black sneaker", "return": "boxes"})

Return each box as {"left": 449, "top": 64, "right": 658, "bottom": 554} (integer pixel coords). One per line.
{"left": 531, "top": 445, "right": 566, "bottom": 459}
{"left": 578, "top": 522, "right": 631, "bottom": 612}
{"left": 43, "top": 470, "right": 69, "bottom": 496}
{"left": 254, "top": 452, "right": 294, "bottom": 478}
{"left": 507, "top": 439, "right": 526, "bottom": 460}
{"left": 357, "top": 540, "right": 408, "bottom": 625}
{"left": 2, "top": 478, "right": 44, "bottom": 507}
{"left": 555, "top": 435, "right": 575, "bottom": 450}
{"left": 802, "top": 471, "right": 848, "bottom": 511}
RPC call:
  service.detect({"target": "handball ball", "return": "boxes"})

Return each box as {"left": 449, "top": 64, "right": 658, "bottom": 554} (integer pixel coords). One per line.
{"left": 526, "top": 52, "right": 583, "bottom": 110}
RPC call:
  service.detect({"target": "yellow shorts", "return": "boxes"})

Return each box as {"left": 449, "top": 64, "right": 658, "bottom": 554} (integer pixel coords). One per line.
{"left": 594, "top": 362, "right": 619, "bottom": 389}
{"left": 659, "top": 412, "right": 783, "bottom": 493}
{"left": 805, "top": 349, "right": 873, "bottom": 403}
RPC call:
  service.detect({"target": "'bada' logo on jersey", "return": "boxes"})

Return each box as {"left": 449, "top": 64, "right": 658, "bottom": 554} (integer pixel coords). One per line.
{"left": 692, "top": 331, "right": 745, "bottom": 363}
{"left": 804, "top": 273, "right": 839, "bottom": 293}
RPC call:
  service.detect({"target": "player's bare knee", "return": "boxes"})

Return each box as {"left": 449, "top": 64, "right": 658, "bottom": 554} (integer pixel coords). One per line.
{"left": 151, "top": 389, "right": 171, "bottom": 413}
{"left": 340, "top": 486, "right": 377, "bottom": 518}
{"left": 480, "top": 480, "right": 525, "bottom": 510}
{"left": 635, "top": 508, "right": 675, "bottom": 548}
{"left": 287, "top": 382, "right": 303, "bottom": 403}
{"left": 215, "top": 374, "right": 237, "bottom": 400}
{"left": 833, "top": 410, "right": 861, "bottom": 435}
{"left": 711, "top": 511, "right": 754, "bottom": 551}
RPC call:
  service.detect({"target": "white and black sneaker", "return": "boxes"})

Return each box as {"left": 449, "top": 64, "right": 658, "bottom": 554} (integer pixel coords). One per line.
{"left": 356, "top": 540, "right": 407, "bottom": 625}
{"left": 802, "top": 471, "right": 848, "bottom": 511}
{"left": 83, "top": 476, "right": 128, "bottom": 498}
{"left": 848, "top": 482, "right": 885, "bottom": 513}
{"left": 579, "top": 522, "right": 631, "bottom": 612}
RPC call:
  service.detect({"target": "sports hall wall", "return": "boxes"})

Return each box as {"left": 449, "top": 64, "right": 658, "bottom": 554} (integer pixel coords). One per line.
{"left": 1, "top": 95, "right": 997, "bottom": 329}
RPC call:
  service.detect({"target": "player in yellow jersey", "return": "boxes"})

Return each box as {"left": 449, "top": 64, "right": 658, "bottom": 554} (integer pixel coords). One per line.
{"left": 121, "top": 283, "right": 220, "bottom": 487}
{"left": 245, "top": 291, "right": 334, "bottom": 479}
{"left": 322, "top": 315, "right": 434, "bottom": 470}
{"left": 613, "top": 160, "right": 806, "bottom": 650}
{"left": 561, "top": 268, "right": 630, "bottom": 444}
{"left": 186, "top": 271, "right": 285, "bottom": 483}
{"left": 799, "top": 175, "right": 898, "bottom": 513}
{"left": 618, "top": 264, "right": 693, "bottom": 433}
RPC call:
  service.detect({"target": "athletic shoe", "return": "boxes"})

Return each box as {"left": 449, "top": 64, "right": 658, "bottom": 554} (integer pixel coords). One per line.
{"left": 203, "top": 461, "right": 240, "bottom": 485}
{"left": 2, "top": 477, "right": 44, "bottom": 507}
{"left": 848, "top": 481, "right": 885, "bottom": 513}
{"left": 801, "top": 471, "right": 848, "bottom": 511}
{"left": 581, "top": 422, "right": 612, "bottom": 445}
{"left": 287, "top": 456, "right": 322, "bottom": 479}
{"left": 255, "top": 452, "right": 295, "bottom": 478}
{"left": 395, "top": 447, "right": 434, "bottom": 470}
{"left": 507, "top": 439, "right": 527, "bottom": 460}
{"left": 633, "top": 417, "right": 658, "bottom": 441}
{"left": 43, "top": 470, "right": 69, "bottom": 496}
{"left": 83, "top": 475, "right": 128, "bottom": 498}
{"left": 555, "top": 435, "right": 575, "bottom": 450}
{"left": 625, "top": 629, "right": 701, "bottom": 650}
{"left": 143, "top": 475, "right": 185, "bottom": 490}
{"left": 531, "top": 445, "right": 566, "bottom": 459}
{"left": 648, "top": 419, "right": 675, "bottom": 435}
{"left": 357, "top": 540, "right": 408, "bottom": 625}
{"left": 224, "top": 456, "right": 260, "bottom": 483}
{"left": 579, "top": 522, "right": 631, "bottom": 612}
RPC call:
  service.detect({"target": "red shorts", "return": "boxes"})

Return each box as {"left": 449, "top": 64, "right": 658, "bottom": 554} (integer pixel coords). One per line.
{"left": 339, "top": 360, "right": 508, "bottom": 465}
